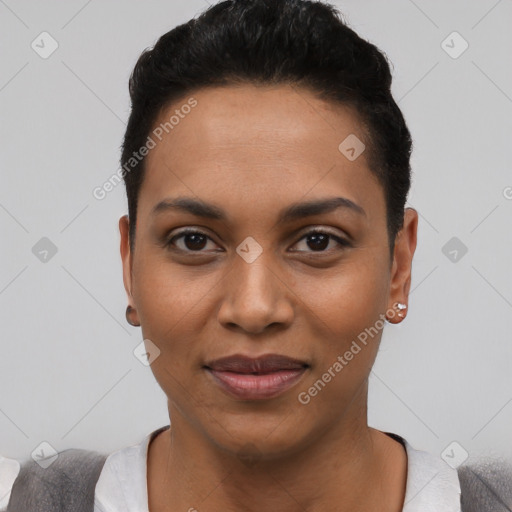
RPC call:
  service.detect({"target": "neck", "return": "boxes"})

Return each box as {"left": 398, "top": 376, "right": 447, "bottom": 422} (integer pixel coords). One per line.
{"left": 147, "top": 413, "right": 407, "bottom": 512}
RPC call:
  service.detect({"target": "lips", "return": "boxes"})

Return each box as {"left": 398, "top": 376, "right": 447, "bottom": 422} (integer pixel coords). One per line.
{"left": 204, "top": 354, "right": 309, "bottom": 400}
{"left": 205, "top": 354, "right": 308, "bottom": 373}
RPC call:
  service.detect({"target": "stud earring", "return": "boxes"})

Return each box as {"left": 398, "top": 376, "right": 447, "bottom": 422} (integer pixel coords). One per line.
{"left": 396, "top": 302, "right": 407, "bottom": 318}
{"left": 385, "top": 302, "right": 408, "bottom": 322}
{"left": 125, "top": 305, "right": 140, "bottom": 327}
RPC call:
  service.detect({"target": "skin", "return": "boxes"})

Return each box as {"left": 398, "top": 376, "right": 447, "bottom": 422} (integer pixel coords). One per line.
{"left": 119, "top": 83, "right": 418, "bottom": 512}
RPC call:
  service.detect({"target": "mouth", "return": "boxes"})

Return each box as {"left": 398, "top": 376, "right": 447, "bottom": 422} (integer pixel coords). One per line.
{"left": 203, "top": 353, "right": 310, "bottom": 400}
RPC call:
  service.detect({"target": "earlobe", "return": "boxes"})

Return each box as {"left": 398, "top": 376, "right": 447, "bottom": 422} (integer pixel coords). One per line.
{"left": 125, "top": 305, "right": 141, "bottom": 327}
{"left": 385, "top": 302, "right": 408, "bottom": 323}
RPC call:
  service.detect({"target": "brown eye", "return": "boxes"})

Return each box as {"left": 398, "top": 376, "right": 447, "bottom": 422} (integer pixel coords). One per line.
{"left": 166, "top": 229, "right": 220, "bottom": 253}
{"left": 291, "top": 229, "right": 350, "bottom": 253}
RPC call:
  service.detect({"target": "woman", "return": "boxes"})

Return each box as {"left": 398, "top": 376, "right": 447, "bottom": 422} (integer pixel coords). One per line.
{"left": 2, "top": 0, "right": 510, "bottom": 510}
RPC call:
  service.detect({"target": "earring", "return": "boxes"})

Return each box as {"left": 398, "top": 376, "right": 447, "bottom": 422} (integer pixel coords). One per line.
{"left": 385, "top": 302, "right": 408, "bottom": 322}
{"left": 396, "top": 302, "right": 407, "bottom": 319}
{"left": 126, "top": 305, "right": 140, "bottom": 327}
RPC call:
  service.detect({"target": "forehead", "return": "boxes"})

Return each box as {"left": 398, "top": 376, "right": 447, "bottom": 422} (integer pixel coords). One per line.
{"left": 139, "top": 84, "right": 384, "bottom": 225}
{"left": 148, "top": 84, "right": 366, "bottom": 165}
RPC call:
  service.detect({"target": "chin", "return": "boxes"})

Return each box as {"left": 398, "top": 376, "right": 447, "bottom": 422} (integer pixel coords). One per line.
{"left": 208, "top": 414, "right": 310, "bottom": 462}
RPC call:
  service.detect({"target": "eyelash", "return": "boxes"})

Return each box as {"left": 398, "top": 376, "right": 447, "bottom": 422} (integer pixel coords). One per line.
{"left": 165, "top": 227, "right": 351, "bottom": 254}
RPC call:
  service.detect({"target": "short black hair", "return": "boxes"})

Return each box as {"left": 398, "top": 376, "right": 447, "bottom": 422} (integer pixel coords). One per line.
{"left": 121, "top": 0, "right": 412, "bottom": 256}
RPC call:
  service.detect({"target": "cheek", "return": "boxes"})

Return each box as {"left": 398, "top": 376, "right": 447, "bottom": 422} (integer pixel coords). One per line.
{"left": 294, "top": 267, "right": 387, "bottom": 419}
{"left": 133, "top": 254, "right": 218, "bottom": 335}
{"left": 299, "top": 254, "right": 389, "bottom": 332}
{"left": 296, "top": 254, "right": 390, "bottom": 382}
{"left": 130, "top": 263, "right": 213, "bottom": 391}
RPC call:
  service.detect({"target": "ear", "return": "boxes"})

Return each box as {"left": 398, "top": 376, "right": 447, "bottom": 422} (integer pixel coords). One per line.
{"left": 119, "top": 215, "right": 138, "bottom": 322}
{"left": 386, "top": 207, "right": 418, "bottom": 323}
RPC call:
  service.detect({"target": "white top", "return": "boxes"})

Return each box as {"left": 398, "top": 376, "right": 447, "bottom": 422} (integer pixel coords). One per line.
{"left": 0, "top": 428, "right": 461, "bottom": 511}
{"left": 0, "top": 456, "right": 19, "bottom": 510}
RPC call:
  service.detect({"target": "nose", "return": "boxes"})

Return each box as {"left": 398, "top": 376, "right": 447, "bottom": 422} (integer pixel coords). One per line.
{"left": 217, "top": 254, "right": 295, "bottom": 334}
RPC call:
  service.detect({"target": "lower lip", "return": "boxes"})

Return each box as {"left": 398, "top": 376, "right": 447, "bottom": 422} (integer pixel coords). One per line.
{"left": 206, "top": 368, "right": 307, "bottom": 400}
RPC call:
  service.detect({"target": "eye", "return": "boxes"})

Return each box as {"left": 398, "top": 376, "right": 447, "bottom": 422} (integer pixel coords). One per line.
{"left": 165, "top": 229, "right": 221, "bottom": 253}
{"left": 165, "top": 227, "right": 351, "bottom": 254}
{"left": 290, "top": 228, "right": 351, "bottom": 253}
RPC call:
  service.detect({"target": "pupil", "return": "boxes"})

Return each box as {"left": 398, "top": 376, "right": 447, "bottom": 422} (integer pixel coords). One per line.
{"left": 185, "top": 234, "right": 207, "bottom": 250}
{"left": 308, "top": 233, "right": 329, "bottom": 251}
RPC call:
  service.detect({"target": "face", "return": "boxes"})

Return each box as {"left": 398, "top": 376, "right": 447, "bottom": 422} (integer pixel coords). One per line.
{"left": 120, "top": 84, "right": 417, "bottom": 458}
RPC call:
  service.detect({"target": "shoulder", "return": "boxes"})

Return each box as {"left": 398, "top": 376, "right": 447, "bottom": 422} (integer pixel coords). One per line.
{"left": 2, "top": 426, "right": 167, "bottom": 510}
{"left": 3, "top": 448, "right": 108, "bottom": 511}
{"left": 457, "top": 456, "right": 512, "bottom": 512}
{"left": 0, "top": 455, "right": 21, "bottom": 509}
{"left": 398, "top": 435, "right": 512, "bottom": 511}
{"left": 397, "top": 436, "right": 461, "bottom": 510}
{"left": 95, "top": 426, "right": 169, "bottom": 508}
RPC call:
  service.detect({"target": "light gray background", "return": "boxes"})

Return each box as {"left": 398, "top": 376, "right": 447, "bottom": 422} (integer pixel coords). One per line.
{"left": 1, "top": 0, "right": 511, "bottom": 465}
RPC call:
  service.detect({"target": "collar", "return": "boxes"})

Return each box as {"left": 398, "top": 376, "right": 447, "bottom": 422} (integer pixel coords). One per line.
{"left": 94, "top": 427, "right": 461, "bottom": 512}
{"left": 396, "top": 435, "right": 461, "bottom": 512}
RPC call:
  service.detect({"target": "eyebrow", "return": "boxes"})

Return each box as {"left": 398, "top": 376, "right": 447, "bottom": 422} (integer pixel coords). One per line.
{"left": 151, "top": 196, "right": 366, "bottom": 224}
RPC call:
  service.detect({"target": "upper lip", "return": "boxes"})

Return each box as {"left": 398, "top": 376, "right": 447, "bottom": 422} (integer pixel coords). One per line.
{"left": 204, "top": 354, "right": 309, "bottom": 373}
